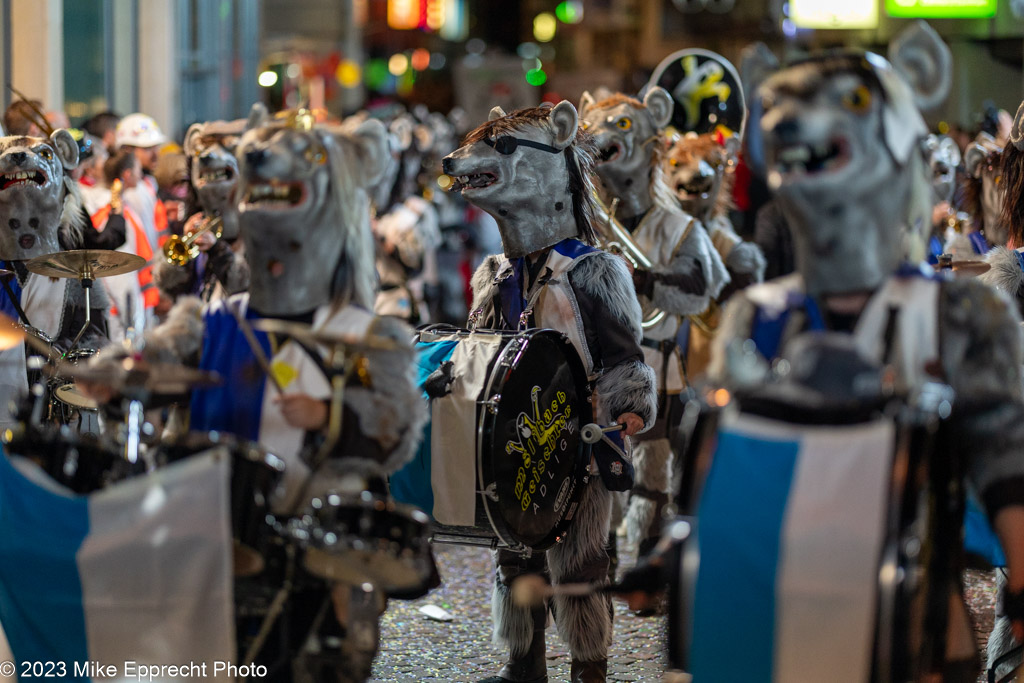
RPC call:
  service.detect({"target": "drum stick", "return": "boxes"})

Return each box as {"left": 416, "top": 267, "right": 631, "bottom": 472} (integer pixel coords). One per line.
{"left": 511, "top": 574, "right": 614, "bottom": 607}
{"left": 230, "top": 307, "right": 283, "bottom": 395}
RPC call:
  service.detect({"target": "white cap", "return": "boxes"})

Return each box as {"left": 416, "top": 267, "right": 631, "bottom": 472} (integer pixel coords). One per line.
{"left": 116, "top": 113, "right": 169, "bottom": 148}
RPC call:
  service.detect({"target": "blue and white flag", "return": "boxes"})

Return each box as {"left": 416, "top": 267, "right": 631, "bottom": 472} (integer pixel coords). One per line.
{"left": 689, "top": 413, "right": 895, "bottom": 683}
{"left": 0, "top": 449, "right": 235, "bottom": 679}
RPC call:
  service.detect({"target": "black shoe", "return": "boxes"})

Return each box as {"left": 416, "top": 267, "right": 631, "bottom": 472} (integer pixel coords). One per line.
{"left": 570, "top": 659, "right": 607, "bottom": 683}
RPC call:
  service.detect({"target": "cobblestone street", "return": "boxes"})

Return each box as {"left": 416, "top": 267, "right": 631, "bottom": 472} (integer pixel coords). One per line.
{"left": 372, "top": 541, "right": 669, "bottom": 682}
{"left": 370, "top": 545, "right": 1004, "bottom": 683}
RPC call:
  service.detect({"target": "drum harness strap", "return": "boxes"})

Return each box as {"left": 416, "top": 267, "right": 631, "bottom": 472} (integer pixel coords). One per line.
{"left": 640, "top": 336, "right": 678, "bottom": 422}
{"left": 0, "top": 261, "right": 31, "bottom": 328}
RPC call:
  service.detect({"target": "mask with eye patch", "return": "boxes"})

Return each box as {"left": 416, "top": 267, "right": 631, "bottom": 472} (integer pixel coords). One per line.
{"left": 236, "top": 107, "right": 389, "bottom": 316}
{"left": 0, "top": 129, "right": 80, "bottom": 260}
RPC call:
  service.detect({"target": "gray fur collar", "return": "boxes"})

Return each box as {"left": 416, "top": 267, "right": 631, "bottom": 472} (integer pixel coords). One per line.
{"left": 982, "top": 246, "right": 1024, "bottom": 312}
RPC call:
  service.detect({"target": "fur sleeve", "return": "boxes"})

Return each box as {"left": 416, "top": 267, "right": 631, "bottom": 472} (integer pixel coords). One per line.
{"left": 343, "top": 314, "right": 428, "bottom": 474}
{"left": 142, "top": 296, "right": 206, "bottom": 364}
{"left": 939, "top": 278, "right": 1024, "bottom": 513}
{"left": 569, "top": 251, "right": 644, "bottom": 343}
{"left": 981, "top": 246, "right": 1024, "bottom": 317}
{"left": 570, "top": 252, "right": 657, "bottom": 429}
{"left": 650, "top": 219, "right": 730, "bottom": 316}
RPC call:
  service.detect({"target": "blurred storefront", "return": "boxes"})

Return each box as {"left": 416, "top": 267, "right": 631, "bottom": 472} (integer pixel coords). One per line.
{"left": 0, "top": 0, "right": 1020, "bottom": 139}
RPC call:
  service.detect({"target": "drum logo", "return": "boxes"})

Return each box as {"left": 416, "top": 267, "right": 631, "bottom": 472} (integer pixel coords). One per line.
{"left": 509, "top": 388, "right": 572, "bottom": 512}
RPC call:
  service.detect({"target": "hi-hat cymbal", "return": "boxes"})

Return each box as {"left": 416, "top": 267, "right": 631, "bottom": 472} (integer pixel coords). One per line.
{"left": 54, "top": 357, "right": 222, "bottom": 394}
{"left": 251, "top": 318, "right": 401, "bottom": 352}
{"left": 24, "top": 249, "right": 146, "bottom": 279}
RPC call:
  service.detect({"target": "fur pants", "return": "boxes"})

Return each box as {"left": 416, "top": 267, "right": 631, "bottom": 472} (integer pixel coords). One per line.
{"left": 624, "top": 437, "right": 673, "bottom": 547}
{"left": 491, "top": 478, "right": 613, "bottom": 662}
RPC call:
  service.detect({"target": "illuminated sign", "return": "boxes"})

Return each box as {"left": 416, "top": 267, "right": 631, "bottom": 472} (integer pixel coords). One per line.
{"left": 790, "top": 0, "right": 879, "bottom": 27}
{"left": 884, "top": 0, "right": 996, "bottom": 17}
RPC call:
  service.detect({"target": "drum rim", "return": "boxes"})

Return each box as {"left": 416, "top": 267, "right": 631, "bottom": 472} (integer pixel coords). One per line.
{"left": 476, "top": 327, "right": 592, "bottom": 551}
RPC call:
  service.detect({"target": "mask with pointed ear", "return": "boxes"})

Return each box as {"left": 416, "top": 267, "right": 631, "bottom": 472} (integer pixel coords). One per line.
{"left": 1010, "top": 99, "right": 1024, "bottom": 152}
{"left": 350, "top": 118, "right": 390, "bottom": 189}
{"left": 888, "top": 20, "right": 952, "bottom": 113}
{"left": 579, "top": 91, "right": 596, "bottom": 118}
{"left": 488, "top": 106, "right": 507, "bottom": 121}
{"left": 247, "top": 102, "right": 269, "bottom": 130}
{"left": 184, "top": 123, "right": 205, "bottom": 157}
{"left": 548, "top": 100, "right": 579, "bottom": 149}
{"left": 50, "top": 129, "right": 79, "bottom": 171}
{"left": 642, "top": 87, "right": 674, "bottom": 131}
{"left": 965, "top": 142, "right": 993, "bottom": 179}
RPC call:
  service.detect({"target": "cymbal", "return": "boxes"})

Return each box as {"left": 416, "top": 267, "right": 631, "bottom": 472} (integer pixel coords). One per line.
{"left": 251, "top": 318, "right": 401, "bottom": 352}
{"left": 54, "top": 357, "right": 222, "bottom": 394}
{"left": 24, "top": 249, "right": 146, "bottom": 279}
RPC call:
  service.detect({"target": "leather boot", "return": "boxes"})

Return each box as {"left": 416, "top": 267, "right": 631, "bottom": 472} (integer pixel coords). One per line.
{"left": 480, "top": 607, "right": 547, "bottom": 683}
{"left": 570, "top": 659, "right": 607, "bottom": 683}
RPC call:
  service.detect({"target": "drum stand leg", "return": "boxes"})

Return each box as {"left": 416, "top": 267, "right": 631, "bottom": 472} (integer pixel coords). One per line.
{"left": 242, "top": 545, "right": 297, "bottom": 677}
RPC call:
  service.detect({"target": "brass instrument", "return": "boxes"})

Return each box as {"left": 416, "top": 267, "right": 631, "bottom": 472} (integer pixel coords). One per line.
{"left": 592, "top": 195, "right": 667, "bottom": 330}
{"left": 162, "top": 215, "right": 223, "bottom": 266}
{"left": 110, "top": 179, "right": 123, "bottom": 215}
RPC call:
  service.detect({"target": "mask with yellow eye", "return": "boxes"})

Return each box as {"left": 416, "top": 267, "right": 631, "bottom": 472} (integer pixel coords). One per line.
{"left": 616, "top": 117, "right": 633, "bottom": 131}
{"left": 36, "top": 147, "right": 53, "bottom": 161}
{"left": 841, "top": 85, "right": 873, "bottom": 114}
{"left": 305, "top": 144, "right": 327, "bottom": 166}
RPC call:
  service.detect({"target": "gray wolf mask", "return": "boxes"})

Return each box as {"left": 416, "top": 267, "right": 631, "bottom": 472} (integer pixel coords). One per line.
{"left": 184, "top": 119, "right": 246, "bottom": 240}
{"left": 442, "top": 101, "right": 599, "bottom": 258}
{"left": 0, "top": 129, "right": 80, "bottom": 260}
{"left": 236, "top": 107, "right": 389, "bottom": 316}
{"left": 750, "top": 52, "right": 933, "bottom": 295}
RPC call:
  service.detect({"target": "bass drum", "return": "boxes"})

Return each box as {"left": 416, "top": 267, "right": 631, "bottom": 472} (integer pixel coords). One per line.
{"left": 668, "top": 369, "right": 965, "bottom": 681}
{"left": 390, "top": 326, "right": 592, "bottom": 553}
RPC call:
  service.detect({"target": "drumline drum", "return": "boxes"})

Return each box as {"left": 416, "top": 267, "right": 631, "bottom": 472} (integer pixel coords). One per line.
{"left": 154, "top": 431, "right": 286, "bottom": 577}
{"left": 668, "top": 375, "right": 964, "bottom": 682}
{"left": 49, "top": 348, "right": 100, "bottom": 421}
{"left": 390, "top": 326, "right": 592, "bottom": 554}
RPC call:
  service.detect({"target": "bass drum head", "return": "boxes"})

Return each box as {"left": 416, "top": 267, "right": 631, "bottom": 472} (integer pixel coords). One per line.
{"left": 478, "top": 329, "right": 591, "bottom": 550}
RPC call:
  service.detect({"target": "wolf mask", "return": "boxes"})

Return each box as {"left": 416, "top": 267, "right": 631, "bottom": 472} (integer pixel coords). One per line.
{"left": 751, "top": 53, "right": 932, "bottom": 295}
{"left": 236, "top": 107, "right": 388, "bottom": 316}
{"left": 0, "top": 129, "right": 80, "bottom": 260}
{"left": 184, "top": 118, "right": 246, "bottom": 240}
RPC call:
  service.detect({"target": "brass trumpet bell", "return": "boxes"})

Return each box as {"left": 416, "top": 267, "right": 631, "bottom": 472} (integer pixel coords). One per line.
{"left": 162, "top": 215, "right": 223, "bottom": 266}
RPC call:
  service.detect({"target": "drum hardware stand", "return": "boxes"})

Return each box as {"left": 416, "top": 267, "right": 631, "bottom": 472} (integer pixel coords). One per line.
{"left": 241, "top": 543, "right": 297, "bottom": 680}
{"left": 64, "top": 265, "right": 94, "bottom": 359}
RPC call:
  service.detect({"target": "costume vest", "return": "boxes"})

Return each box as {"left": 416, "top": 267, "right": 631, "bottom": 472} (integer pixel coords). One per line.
{"left": 191, "top": 293, "right": 374, "bottom": 513}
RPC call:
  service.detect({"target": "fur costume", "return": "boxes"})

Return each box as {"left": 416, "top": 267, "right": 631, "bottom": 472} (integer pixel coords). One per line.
{"left": 578, "top": 88, "right": 729, "bottom": 551}
{"left": 444, "top": 101, "right": 657, "bottom": 680}
{"left": 90, "top": 110, "right": 428, "bottom": 682}
{"left": 708, "top": 28, "right": 1024, "bottom": 677}
{"left": 153, "top": 117, "right": 249, "bottom": 304}
{"left": 0, "top": 128, "right": 109, "bottom": 431}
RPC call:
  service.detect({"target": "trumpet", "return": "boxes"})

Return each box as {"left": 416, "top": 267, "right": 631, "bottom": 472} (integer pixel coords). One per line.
{"left": 592, "top": 195, "right": 667, "bottom": 330}
{"left": 162, "top": 215, "right": 223, "bottom": 266}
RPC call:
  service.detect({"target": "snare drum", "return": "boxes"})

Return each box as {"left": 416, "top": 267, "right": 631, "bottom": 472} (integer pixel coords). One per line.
{"left": 154, "top": 431, "right": 286, "bottom": 576}
{"left": 669, "top": 351, "right": 960, "bottom": 682}
{"left": 285, "top": 491, "right": 433, "bottom": 594}
{"left": 390, "top": 326, "right": 591, "bottom": 552}
{"left": 49, "top": 349, "right": 100, "bottom": 417}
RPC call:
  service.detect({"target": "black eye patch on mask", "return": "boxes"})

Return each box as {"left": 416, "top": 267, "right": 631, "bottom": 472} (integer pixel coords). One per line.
{"left": 485, "top": 136, "right": 561, "bottom": 155}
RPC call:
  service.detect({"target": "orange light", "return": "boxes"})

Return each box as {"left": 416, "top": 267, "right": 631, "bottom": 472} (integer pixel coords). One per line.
{"left": 0, "top": 313, "right": 22, "bottom": 351}
{"left": 410, "top": 48, "right": 431, "bottom": 71}
{"left": 387, "top": 0, "right": 421, "bottom": 30}
{"left": 712, "top": 388, "right": 731, "bottom": 407}
{"left": 425, "top": 0, "right": 445, "bottom": 30}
